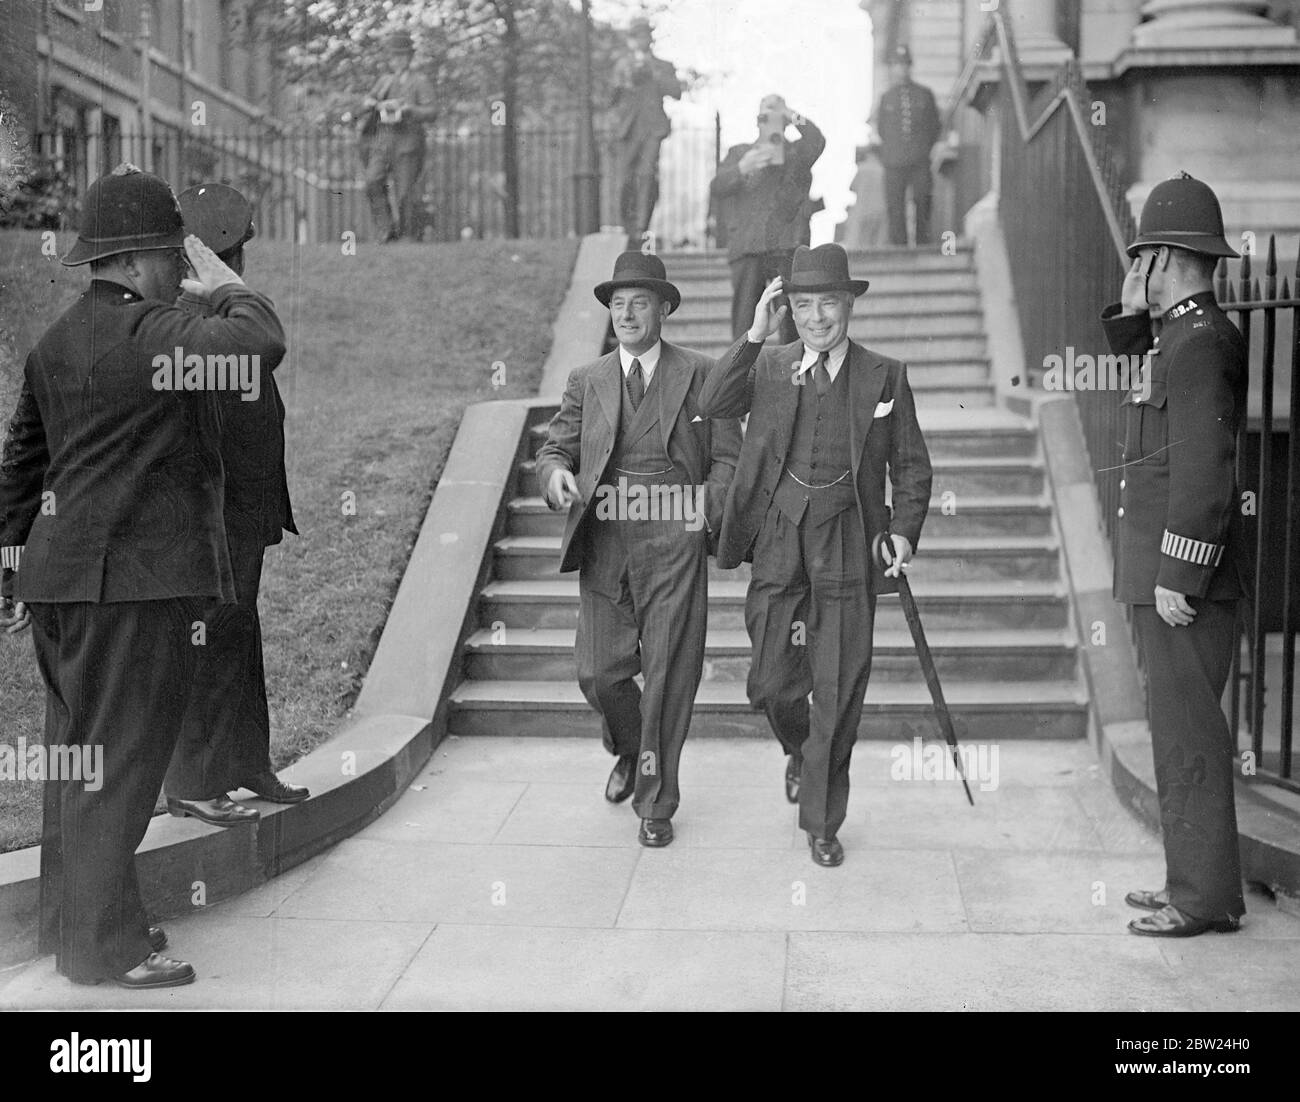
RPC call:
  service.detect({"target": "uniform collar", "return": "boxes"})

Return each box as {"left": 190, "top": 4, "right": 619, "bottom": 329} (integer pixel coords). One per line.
{"left": 1161, "top": 290, "right": 1216, "bottom": 327}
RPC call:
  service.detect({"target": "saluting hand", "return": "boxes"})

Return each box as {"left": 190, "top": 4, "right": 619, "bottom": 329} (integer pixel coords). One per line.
{"left": 181, "top": 235, "right": 245, "bottom": 299}
{"left": 747, "top": 276, "right": 788, "bottom": 343}
{"left": 1120, "top": 254, "right": 1152, "bottom": 317}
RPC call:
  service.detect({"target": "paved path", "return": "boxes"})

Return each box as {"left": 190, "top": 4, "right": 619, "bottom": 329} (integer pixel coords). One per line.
{"left": 2, "top": 736, "right": 1297, "bottom": 1011}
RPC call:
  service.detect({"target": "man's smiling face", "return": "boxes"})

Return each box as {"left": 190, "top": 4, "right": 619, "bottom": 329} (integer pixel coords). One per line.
{"left": 791, "top": 291, "right": 852, "bottom": 353}
{"left": 609, "top": 287, "right": 669, "bottom": 356}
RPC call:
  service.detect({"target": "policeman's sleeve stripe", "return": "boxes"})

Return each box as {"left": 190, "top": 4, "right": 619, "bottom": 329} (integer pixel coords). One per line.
{"left": 0, "top": 546, "right": 21, "bottom": 570}
{"left": 1161, "top": 530, "right": 1224, "bottom": 568}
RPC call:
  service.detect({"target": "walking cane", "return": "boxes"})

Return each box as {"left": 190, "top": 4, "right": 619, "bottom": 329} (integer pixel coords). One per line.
{"left": 871, "top": 531, "right": 975, "bottom": 805}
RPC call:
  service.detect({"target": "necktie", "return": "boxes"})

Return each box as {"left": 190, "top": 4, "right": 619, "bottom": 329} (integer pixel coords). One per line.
{"left": 812, "top": 351, "right": 831, "bottom": 399}
{"left": 627, "top": 358, "right": 645, "bottom": 411}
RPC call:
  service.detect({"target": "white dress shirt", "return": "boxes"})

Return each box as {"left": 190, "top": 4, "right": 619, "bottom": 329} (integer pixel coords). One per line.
{"left": 792, "top": 337, "right": 850, "bottom": 384}
{"left": 619, "top": 341, "right": 662, "bottom": 385}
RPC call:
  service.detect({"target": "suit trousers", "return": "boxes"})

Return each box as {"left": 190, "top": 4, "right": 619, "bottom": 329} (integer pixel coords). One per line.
{"left": 729, "top": 252, "right": 799, "bottom": 346}
{"left": 1133, "top": 600, "right": 1246, "bottom": 920}
{"left": 745, "top": 503, "right": 876, "bottom": 839}
{"left": 884, "top": 161, "right": 933, "bottom": 246}
{"left": 365, "top": 130, "right": 425, "bottom": 240}
{"left": 575, "top": 510, "right": 708, "bottom": 819}
{"left": 29, "top": 598, "right": 201, "bottom": 983}
{"left": 166, "top": 526, "right": 273, "bottom": 800}
{"left": 614, "top": 134, "right": 664, "bottom": 241}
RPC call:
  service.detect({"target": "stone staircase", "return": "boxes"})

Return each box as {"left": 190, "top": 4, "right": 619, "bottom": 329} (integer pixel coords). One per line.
{"left": 449, "top": 247, "right": 1088, "bottom": 742}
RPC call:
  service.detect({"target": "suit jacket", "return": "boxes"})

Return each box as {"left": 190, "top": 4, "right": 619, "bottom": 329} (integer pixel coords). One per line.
{"left": 871, "top": 79, "right": 941, "bottom": 169}
{"left": 361, "top": 65, "right": 437, "bottom": 154}
{"left": 710, "top": 119, "right": 826, "bottom": 260}
{"left": 610, "top": 54, "right": 682, "bottom": 144}
{"left": 1100, "top": 292, "right": 1249, "bottom": 604}
{"left": 535, "top": 341, "right": 742, "bottom": 574}
{"left": 0, "top": 279, "right": 286, "bottom": 604}
{"left": 178, "top": 292, "right": 296, "bottom": 547}
{"left": 697, "top": 335, "right": 932, "bottom": 595}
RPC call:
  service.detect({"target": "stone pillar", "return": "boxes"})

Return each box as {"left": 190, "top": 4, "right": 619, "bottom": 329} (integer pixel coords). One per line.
{"left": 1005, "top": 0, "right": 1074, "bottom": 69}
{"left": 1133, "top": 0, "right": 1297, "bottom": 46}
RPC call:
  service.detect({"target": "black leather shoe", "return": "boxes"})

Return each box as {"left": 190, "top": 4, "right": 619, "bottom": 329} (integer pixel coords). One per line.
{"left": 239, "top": 771, "right": 310, "bottom": 804}
{"left": 785, "top": 754, "right": 802, "bottom": 804}
{"left": 1128, "top": 904, "right": 1240, "bottom": 938}
{"left": 112, "top": 953, "right": 196, "bottom": 989}
{"left": 1125, "top": 888, "right": 1170, "bottom": 912}
{"left": 604, "top": 755, "right": 636, "bottom": 804}
{"left": 638, "top": 818, "right": 673, "bottom": 847}
{"left": 148, "top": 925, "right": 167, "bottom": 953}
{"left": 166, "top": 795, "right": 260, "bottom": 826}
{"left": 807, "top": 833, "right": 844, "bottom": 867}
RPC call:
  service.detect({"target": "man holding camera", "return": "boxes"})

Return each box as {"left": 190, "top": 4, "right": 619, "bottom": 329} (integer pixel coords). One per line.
{"left": 710, "top": 95, "right": 825, "bottom": 347}
{"left": 357, "top": 29, "right": 437, "bottom": 242}
{"left": 609, "top": 17, "right": 683, "bottom": 247}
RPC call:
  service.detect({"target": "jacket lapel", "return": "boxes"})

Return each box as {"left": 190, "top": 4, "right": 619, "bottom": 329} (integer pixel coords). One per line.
{"left": 592, "top": 351, "right": 622, "bottom": 434}
{"left": 847, "top": 341, "right": 887, "bottom": 478}
{"left": 772, "top": 341, "right": 803, "bottom": 463}
{"left": 657, "top": 342, "right": 692, "bottom": 457}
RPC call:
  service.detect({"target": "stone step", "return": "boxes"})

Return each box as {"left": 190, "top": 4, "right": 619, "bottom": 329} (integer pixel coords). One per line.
{"left": 516, "top": 455, "right": 1042, "bottom": 500}
{"left": 477, "top": 578, "right": 1071, "bottom": 632}
{"left": 665, "top": 311, "right": 985, "bottom": 340}
{"left": 657, "top": 249, "right": 973, "bottom": 274}
{"left": 527, "top": 408, "right": 1040, "bottom": 460}
{"left": 462, "top": 626, "right": 1078, "bottom": 683}
{"left": 448, "top": 679, "right": 1090, "bottom": 741}
{"left": 506, "top": 494, "right": 1052, "bottom": 539}
{"left": 668, "top": 295, "right": 981, "bottom": 324}
{"left": 680, "top": 336, "right": 991, "bottom": 364}
{"left": 492, "top": 534, "right": 1060, "bottom": 582}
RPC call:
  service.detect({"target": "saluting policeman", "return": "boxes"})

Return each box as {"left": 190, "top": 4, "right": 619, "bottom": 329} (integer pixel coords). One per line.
{"left": 0, "top": 165, "right": 285, "bottom": 988}
{"left": 164, "top": 183, "right": 306, "bottom": 827}
{"left": 1101, "top": 172, "right": 1249, "bottom": 938}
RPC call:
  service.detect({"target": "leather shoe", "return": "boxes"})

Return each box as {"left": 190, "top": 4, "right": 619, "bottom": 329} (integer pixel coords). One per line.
{"left": 638, "top": 818, "right": 673, "bottom": 847}
{"left": 1128, "top": 904, "right": 1240, "bottom": 938}
{"left": 807, "top": 832, "right": 844, "bottom": 867}
{"left": 148, "top": 925, "right": 167, "bottom": 953}
{"left": 604, "top": 754, "right": 636, "bottom": 803}
{"left": 784, "top": 754, "right": 802, "bottom": 804}
{"left": 239, "top": 770, "right": 310, "bottom": 804}
{"left": 112, "top": 953, "right": 196, "bottom": 989}
{"left": 1125, "top": 887, "right": 1170, "bottom": 912}
{"left": 166, "top": 795, "right": 260, "bottom": 827}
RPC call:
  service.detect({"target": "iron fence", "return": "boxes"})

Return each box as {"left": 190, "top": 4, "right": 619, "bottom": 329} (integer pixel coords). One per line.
{"left": 12, "top": 121, "right": 722, "bottom": 247}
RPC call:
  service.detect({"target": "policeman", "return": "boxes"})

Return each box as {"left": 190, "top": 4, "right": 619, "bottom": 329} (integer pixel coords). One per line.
{"left": 0, "top": 164, "right": 285, "bottom": 987}
{"left": 868, "top": 46, "right": 941, "bottom": 246}
{"left": 1100, "top": 172, "right": 1248, "bottom": 938}
{"left": 164, "top": 183, "right": 306, "bottom": 827}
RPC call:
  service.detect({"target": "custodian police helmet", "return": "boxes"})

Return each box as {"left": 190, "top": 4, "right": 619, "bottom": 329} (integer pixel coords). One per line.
{"left": 1126, "top": 171, "right": 1239, "bottom": 259}
{"left": 62, "top": 162, "right": 185, "bottom": 267}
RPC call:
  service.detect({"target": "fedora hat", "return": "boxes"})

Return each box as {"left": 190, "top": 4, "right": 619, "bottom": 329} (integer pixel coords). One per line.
{"left": 786, "top": 244, "right": 870, "bottom": 297}
{"left": 594, "top": 251, "right": 681, "bottom": 314}
{"left": 178, "top": 183, "right": 255, "bottom": 259}
{"left": 1127, "top": 171, "right": 1238, "bottom": 260}
{"left": 62, "top": 163, "right": 185, "bottom": 267}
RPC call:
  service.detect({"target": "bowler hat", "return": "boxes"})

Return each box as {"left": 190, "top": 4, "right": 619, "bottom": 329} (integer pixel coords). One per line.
{"left": 62, "top": 163, "right": 185, "bottom": 267}
{"left": 594, "top": 252, "right": 681, "bottom": 314}
{"left": 786, "top": 244, "right": 870, "bottom": 297}
{"left": 178, "top": 183, "right": 256, "bottom": 258}
{"left": 891, "top": 45, "right": 913, "bottom": 65}
{"left": 1127, "top": 171, "right": 1238, "bottom": 259}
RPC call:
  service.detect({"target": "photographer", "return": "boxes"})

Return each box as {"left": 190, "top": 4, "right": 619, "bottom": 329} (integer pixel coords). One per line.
{"left": 710, "top": 95, "right": 825, "bottom": 346}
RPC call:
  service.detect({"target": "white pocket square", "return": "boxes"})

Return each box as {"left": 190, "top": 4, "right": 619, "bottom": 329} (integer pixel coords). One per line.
{"left": 873, "top": 399, "right": 894, "bottom": 418}
{"left": 691, "top": 414, "right": 703, "bottom": 423}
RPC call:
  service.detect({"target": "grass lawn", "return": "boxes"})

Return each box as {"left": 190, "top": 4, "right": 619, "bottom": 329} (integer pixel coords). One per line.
{"left": 0, "top": 232, "right": 577, "bottom": 852}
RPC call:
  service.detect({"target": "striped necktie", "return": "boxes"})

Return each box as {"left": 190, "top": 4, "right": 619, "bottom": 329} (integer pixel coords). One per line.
{"left": 627, "top": 358, "right": 645, "bottom": 411}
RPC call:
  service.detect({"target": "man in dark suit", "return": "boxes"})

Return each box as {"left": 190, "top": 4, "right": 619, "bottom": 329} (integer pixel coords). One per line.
{"left": 0, "top": 164, "right": 285, "bottom": 988}
{"left": 164, "top": 183, "right": 306, "bottom": 828}
{"left": 869, "top": 46, "right": 941, "bottom": 246}
{"left": 1101, "top": 173, "right": 1248, "bottom": 938}
{"left": 359, "top": 29, "right": 437, "bottom": 242}
{"left": 535, "top": 253, "right": 741, "bottom": 847}
{"left": 609, "top": 17, "right": 682, "bottom": 246}
{"left": 698, "top": 243, "right": 932, "bottom": 867}
{"left": 710, "top": 95, "right": 825, "bottom": 346}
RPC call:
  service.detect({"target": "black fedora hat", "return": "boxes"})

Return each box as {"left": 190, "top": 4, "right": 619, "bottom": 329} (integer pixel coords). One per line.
{"left": 178, "top": 183, "right": 256, "bottom": 258}
{"left": 786, "top": 244, "right": 870, "bottom": 297}
{"left": 62, "top": 163, "right": 185, "bottom": 267}
{"left": 594, "top": 251, "right": 681, "bottom": 314}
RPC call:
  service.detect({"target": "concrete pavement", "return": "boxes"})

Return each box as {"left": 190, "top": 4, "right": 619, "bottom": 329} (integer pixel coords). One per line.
{"left": 2, "top": 735, "right": 1297, "bottom": 1011}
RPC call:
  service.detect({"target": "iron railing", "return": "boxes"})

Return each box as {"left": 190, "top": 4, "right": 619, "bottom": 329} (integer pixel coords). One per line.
{"left": 942, "top": 4, "right": 1298, "bottom": 790}
{"left": 11, "top": 121, "right": 723, "bottom": 247}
